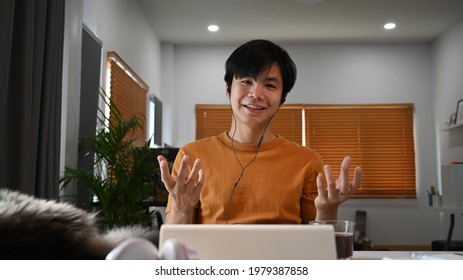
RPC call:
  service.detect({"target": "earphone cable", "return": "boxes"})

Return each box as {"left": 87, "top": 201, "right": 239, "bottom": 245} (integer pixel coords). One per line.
{"left": 225, "top": 105, "right": 276, "bottom": 223}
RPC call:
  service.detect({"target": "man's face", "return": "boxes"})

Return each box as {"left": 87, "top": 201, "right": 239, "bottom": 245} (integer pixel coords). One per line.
{"left": 228, "top": 63, "right": 283, "bottom": 129}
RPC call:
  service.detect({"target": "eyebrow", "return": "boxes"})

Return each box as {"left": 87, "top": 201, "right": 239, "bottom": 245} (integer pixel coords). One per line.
{"left": 237, "top": 73, "right": 281, "bottom": 84}
{"left": 263, "top": 76, "right": 281, "bottom": 84}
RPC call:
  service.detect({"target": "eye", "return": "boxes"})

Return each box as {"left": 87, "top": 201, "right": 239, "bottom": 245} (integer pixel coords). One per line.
{"left": 240, "top": 78, "right": 253, "bottom": 85}
{"left": 266, "top": 83, "right": 277, "bottom": 89}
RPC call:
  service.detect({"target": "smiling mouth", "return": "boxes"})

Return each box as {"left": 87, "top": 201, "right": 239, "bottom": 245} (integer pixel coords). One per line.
{"left": 244, "top": 104, "right": 265, "bottom": 110}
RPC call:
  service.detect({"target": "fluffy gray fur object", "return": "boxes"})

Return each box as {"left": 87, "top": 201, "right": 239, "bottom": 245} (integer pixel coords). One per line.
{"left": 0, "top": 189, "right": 159, "bottom": 259}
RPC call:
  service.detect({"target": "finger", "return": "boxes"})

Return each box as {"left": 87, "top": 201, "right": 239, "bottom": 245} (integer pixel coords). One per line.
{"left": 185, "top": 159, "right": 204, "bottom": 199}
{"left": 352, "top": 166, "right": 362, "bottom": 191}
{"left": 197, "top": 169, "right": 205, "bottom": 186}
{"left": 194, "top": 169, "right": 206, "bottom": 196}
{"left": 157, "top": 155, "right": 168, "bottom": 174}
{"left": 339, "top": 156, "right": 351, "bottom": 194}
{"left": 176, "top": 155, "right": 190, "bottom": 184}
{"left": 316, "top": 173, "right": 326, "bottom": 199}
{"left": 157, "top": 156, "right": 174, "bottom": 189}
{"left": 188, "top": 159, "right": 202, "bottom": 185}
{"left": 324, "top": 164, "right": 337, "bottom": 198}
{"left": 190, "top": 159, "right": 205, "bottom": 197}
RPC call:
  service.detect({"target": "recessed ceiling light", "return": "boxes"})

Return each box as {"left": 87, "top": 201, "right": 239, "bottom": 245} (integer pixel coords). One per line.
{"left": 384, "top": 23, "right": 396, "bottom": 30}
{"left": 208, "top": 25, "right": 219, "bottom": 32}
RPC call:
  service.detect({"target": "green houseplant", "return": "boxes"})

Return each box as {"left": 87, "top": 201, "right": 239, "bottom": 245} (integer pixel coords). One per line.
{"left": 60, "top": 92, "right": 164, "bottom": 230}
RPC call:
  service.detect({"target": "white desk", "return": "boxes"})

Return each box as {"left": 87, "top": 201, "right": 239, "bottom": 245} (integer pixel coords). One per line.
{"left": 353, "top": 251, "right": 463, "bottom": 260}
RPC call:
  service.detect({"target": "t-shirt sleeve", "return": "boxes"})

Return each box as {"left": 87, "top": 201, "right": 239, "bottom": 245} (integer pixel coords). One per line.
{"left": 300, "top": 152, "right": 324, "bottom": 223}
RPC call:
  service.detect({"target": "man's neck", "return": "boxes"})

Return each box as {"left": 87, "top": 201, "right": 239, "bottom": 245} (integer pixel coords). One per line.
{"left": 228, "top": 127, "right": 275, "bottom": 144}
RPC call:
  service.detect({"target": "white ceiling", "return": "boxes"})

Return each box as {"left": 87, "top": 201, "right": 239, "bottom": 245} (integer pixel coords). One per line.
{"left": 137, "top": 0, "right": 463, "bottom": 45}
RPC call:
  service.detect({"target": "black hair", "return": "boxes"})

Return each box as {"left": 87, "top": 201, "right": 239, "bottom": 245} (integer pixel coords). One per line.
{"left": 224, "top": 39, "right": 297, "bottom": 104}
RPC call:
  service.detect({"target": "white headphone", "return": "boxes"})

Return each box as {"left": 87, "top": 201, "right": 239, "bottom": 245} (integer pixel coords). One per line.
{"left": 106, "top": 238, "right": 199, "bottom": 260}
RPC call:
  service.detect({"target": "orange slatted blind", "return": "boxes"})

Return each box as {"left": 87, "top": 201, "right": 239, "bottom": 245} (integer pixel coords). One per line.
{"left": 195, "top": 105, "right": 232, "bottom": 139}
{"left": 195, "top": 103, "right": 416, "bottom": 199}
{"left": 305, "top": 104, "right": 416, "bottom": 199}
{"left": 107, "top": 51, "right": 148, "bottom": 147}
{"left": 271, "top": 104, "right": 303, "bottom": 144}
{"left": 195, "top": 104, "right": 303, "bottom": 144}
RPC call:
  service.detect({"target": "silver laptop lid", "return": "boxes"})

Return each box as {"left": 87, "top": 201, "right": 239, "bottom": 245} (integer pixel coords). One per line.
{"left": 159, "top": 224, "right": 336, "bottom": 260}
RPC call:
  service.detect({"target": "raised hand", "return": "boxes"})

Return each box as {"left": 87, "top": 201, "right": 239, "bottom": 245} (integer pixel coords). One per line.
{"left": 157, "top": 155, "right": 205, "bottom": 223}
{"left": 314, "top": 156, "right": 362, "bottom": 220}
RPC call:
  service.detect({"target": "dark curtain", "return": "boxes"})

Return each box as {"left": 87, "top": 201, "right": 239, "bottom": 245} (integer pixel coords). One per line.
{"left": 0, "top": 0, "right": 65, "bottom": 199}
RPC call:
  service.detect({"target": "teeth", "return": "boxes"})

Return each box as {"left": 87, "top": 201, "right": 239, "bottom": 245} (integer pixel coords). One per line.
{"left": 245, "top": 105, "right": 264, "bottom": 110}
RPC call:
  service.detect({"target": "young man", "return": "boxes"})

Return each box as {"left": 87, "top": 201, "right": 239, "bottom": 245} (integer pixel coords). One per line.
{"left": 157, "top": 39, "right": 362, "bottom": 224}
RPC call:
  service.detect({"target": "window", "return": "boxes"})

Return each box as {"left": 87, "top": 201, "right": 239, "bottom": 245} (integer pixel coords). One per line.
{"left": 195, "top": 104, "right": 304, "bottom": 144}
{"left": 196, "top": 105, "right": 232, "bottom": 140}
{"left": 305, "top": 104, "right": 416, "bottom": 199}
{"left": 195, "top": 103, "right": 416, "bottom": 199}
{"left": 150, "top": 95, "right": 163, "bottom": 146}
{"left": 107, "top": 51, "right": 149, "bottom": 147}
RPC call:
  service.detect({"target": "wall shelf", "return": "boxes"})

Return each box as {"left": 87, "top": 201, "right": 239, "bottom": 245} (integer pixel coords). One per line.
{"left": 442, "top": 122, "right": 463, "bottom": 131}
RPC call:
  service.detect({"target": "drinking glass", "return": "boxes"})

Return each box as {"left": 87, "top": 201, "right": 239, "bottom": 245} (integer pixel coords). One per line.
{"left": 309, "top": 220, "right": 355, "bottom": 259}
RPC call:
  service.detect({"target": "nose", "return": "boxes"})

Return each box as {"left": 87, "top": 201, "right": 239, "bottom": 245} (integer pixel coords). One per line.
{"left": 248, "top": 83, "right": 265, "bottom": 100}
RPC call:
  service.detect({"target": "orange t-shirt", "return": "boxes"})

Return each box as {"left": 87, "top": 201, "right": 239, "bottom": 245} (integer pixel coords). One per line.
{"left": 166, "top": 132, "right": 324, "bottom": 224}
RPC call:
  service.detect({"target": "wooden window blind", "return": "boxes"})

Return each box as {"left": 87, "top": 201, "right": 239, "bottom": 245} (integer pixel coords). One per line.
{"left": 195, "top": 105, "right": 232, "bottom": 140}
{"left": 107, "top": 51, "right": 149, "bottom": 147}
{"left": 305, "top": 104, "right": 416, "bottom": 199}
{"left": 195, "top": 103, "right": 416, "bottom": 199}
{"left": 195, "top": 105, "right": 303, "bottom": 144}
{"left": 271, "top": 104, "right": 303, "bottom": 144}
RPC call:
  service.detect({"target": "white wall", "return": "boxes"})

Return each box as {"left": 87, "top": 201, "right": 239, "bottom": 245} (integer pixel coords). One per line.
{"left": 433, "top": 20, "right": 463, "bottom": 167}
{"left": 82, "top": 0, "right": 162, "bottom": 97}
{"left": 432, "top": 19, "right": 463, "bottom": 244}
{"left": 160, "top": 44, "right": 175, "bottom": 146}
{"left": 161, "top": 39, "right": 463, "bottom": 245}
{"left": 60, "top": 0, "right": 162, "bottom": 193}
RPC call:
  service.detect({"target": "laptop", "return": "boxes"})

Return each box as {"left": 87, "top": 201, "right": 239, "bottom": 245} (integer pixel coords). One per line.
{"left": 159, "top": 224, "right": 336, "bottom": 260}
